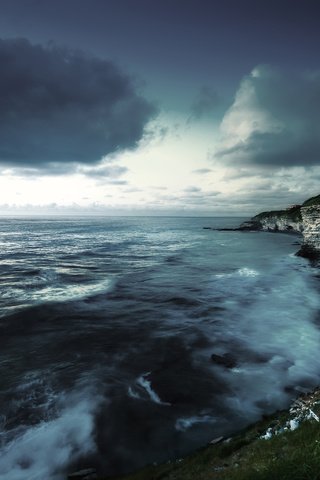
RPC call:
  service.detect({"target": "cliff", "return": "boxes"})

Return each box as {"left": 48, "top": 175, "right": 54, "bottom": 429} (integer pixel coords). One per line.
{"left": 297, "top": 205, "right": 320, "bottom": 259}
{"left": 239, "top": 204, "right": 303, "bottom": 233}
{"left": 239, "top": 194, "right": 320, "bottom": 259}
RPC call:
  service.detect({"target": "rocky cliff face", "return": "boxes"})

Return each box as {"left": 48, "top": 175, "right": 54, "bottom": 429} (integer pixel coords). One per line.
{"left": 297, "top": 205, "right": 320, "bottom": 258}
{"left": 238, "top": 195, "right": 320, "bottom": 259}
{"left": 239, "top": 205, "right": 303, "bottom": 233}
{"left": 253, "top": 214, "right": 304, "bottom": 233}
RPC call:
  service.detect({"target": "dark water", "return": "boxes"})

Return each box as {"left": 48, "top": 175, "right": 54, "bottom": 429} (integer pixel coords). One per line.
{"left": 0, "top": 216, "right": 320, "bottom": 480}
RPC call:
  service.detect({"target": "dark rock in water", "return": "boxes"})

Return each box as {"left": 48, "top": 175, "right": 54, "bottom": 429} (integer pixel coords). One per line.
{"left": 211, "top": 353, "right": 237, "bottom": 369}
{"left": 205, "top": 220, "right": 262, "bottom": 232}
{"left": 204, "top": 226, "right": 246, "bottom": 231}
{"left": 68, "top": 468, "right": 97, "bottom": 480}
{"left": 238, "top": 220, "right": 262, "bottom": 231}
{"left": 216, "top": 227, "right": 239, "bottom": 231}
{"left": 296, "top": 244, "right": 320, "bottom": 261}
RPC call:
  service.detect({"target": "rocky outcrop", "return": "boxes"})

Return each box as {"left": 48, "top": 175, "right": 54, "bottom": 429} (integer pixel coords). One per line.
{"left": 235, "top": 194, "right": 320, "bottom": 259}
{"left": 239, "top": 205, "right": 303, "bottom": 233}
{"left": 251, "top": 214, "right": 303, "bottom": 233}
{"left": 297, "top": 205, "right": 320, "bottom": 259}
{"left": 207, "top": 193, "right": 320, "bottom": 258}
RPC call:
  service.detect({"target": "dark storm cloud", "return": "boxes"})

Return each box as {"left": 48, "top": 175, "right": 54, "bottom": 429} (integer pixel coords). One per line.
{"left": 216, "top": 67, "right": 320, "bottom": 168}
{"left": 0, "top": 38, "right": 156, "bottom": 170}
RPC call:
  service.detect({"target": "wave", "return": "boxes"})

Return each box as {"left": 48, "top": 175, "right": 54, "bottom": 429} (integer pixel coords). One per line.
{"left": 128, "top": 373, "right": 171, "bottom": 406}
{"left": 1, "top": 268, "right": 114, "bottom": 316}
{"left": 0, "top": 387, "right": 100, "bottom": 480}
{"left": 209, "top": 256, "right": 320, "bottom": 418}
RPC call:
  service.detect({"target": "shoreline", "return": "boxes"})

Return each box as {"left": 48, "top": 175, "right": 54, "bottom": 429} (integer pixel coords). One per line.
{"left": 96, "top": 387, "right": 320, "bottom": 480}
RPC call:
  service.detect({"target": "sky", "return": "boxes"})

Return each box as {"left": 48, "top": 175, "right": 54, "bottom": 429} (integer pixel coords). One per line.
{"left": 0, "top": 0, "right": 320, "bottom": 216}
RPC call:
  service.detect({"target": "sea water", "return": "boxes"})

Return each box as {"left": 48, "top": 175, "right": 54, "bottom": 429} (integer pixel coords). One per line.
{"left": 0, "top": 216, "right": 319, "bottom": 479}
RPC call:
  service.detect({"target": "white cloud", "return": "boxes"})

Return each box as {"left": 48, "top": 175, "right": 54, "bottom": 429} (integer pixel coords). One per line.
{"left": 214, "top": 65, "right": 320, "bottom": 168}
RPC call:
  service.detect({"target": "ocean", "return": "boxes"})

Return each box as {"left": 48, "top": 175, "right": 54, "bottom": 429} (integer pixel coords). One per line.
{"left": 1, "top": 216, "right": 320, "bottom": 480}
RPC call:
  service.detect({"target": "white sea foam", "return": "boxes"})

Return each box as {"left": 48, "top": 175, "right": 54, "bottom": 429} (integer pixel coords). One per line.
{"left": 215, "top": 267, "right": 260, "bottom": 279}
{"left": 135, "top": 373, "right": 171, "bottom": 406}
{"left": 212, "top": 256, "right": 320, "bottom": 418}
{"left": 4, "top": 276, "right": 113, "bottom": 310}
{"left": 0, "top": 389, "right": 100, "bottom": 480}
{"left": 127, "top": 386, "right": 141, "bottom": 400}
{"left": 32, "top": 277, "right": 113, "bottom": 303}
{"left": 238, "top": 267, "right": 260, "bottom": 277}
{"left": 175, "top": 415, "right": 216, "bottom": 432}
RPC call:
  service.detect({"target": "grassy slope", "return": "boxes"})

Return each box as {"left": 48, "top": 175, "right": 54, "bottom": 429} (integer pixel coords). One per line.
{"left": 251, "top": 193, "right": 320, "bottom": 224}
{"left": 104, "top": 390, "right": 320, "bottom": 480}
{"left": 302, "top": 194, "right": 320, "bottom": 207}
{"left": 252, "top": 205, "right": 302, "bottom": 223}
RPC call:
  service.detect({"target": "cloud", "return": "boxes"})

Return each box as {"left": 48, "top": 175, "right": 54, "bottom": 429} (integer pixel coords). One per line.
{"left": 79, "top": 164, "right": 128, "bottom": 179}
{"left": 0, "top": 38, "right": 156, "bottom": 171}
{"left": 192, "top": 168, "right": 212, "bottom": 174}
{"left": 215, "top": 65, "right": 320, "bottom": 168}
{"left": 188, "top": 86, "right": 223, "bottom": 123}
{"left": 183, "top": 185, "right": 201, "bottom": 193}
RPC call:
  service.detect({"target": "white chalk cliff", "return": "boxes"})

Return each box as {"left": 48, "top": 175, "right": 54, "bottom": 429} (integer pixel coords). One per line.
{"left": 240, "top": 195, "right": 320, "bottom": 259}
{"left": 299, "top": 205, "right": 320, "bottom": 258}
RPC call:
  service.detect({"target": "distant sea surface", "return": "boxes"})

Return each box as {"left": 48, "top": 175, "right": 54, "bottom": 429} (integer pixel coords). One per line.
{"left": 1, "top": 216, "right": 320, "bottom": 480}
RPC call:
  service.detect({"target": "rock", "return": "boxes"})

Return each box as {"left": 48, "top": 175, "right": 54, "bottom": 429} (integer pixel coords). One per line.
{"left": 211, "top": 353, "right": 237, "bottom": 369}
{"left": 204, "top": 227, "right": 240, "bottom": 231}
{"left": 296, "top": 205, "right": 320, "bottom": 259}
{"left": 238, "top": 204, "right": 303, "bottom": 233}
{"left": 210, "top": 436, "right": 224, "bottom": 445}
{"left": 289, "top": 419, "right": 299, "bottom": 431}
{"left": 68, "top": 468, "right": 97, "bottom": 480}
{"left": 216, "top": 228, "right": 239, "bottom": 231}
{"left": 238, "top": 220, "right": 262, "bottom": 231}
{"left": 296, "top": 244, "right": 320, "bottom": 260}
{"left": 261, "top": 427, "right": 273, "bottom": 440}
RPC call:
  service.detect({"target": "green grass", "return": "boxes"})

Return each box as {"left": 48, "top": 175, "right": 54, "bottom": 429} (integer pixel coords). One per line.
{"left": 253, "top": 205, "right": 302, "bottom": 223}
{"left": 302, "top": 194, "right": 320, "bottom": 207}
{"left": 251, "top": 193, "right": 320, "bottom": 225}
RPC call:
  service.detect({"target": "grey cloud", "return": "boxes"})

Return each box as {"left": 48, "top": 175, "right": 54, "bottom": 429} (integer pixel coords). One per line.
{"left": 80, "top": 165, "right": 128, "bottom": 179}
{"left": 142, "top": 124, "right": 169, "bottom": 145}
{"left": 107, "top": 179, "right": 128, "bottom": 185}
{"left": 184, "top": 186, "right": 201, "bottom": 193}
{"left": 192, "top": 168, "right": 212, "bottom": 174}
{"left": 221, "top": 169, "right": 264, "bottom": 181}
{"left": 216, "top": 66, "right": 320, "bottom": 168}
{"left": 0, "top": 38, "right": 156, "bottom": 171}
{"left": 188, "top": 86, "right": 223, "bottom": 122}
{"left": 218, "top": 130, "right": 320, "bottom": 167}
